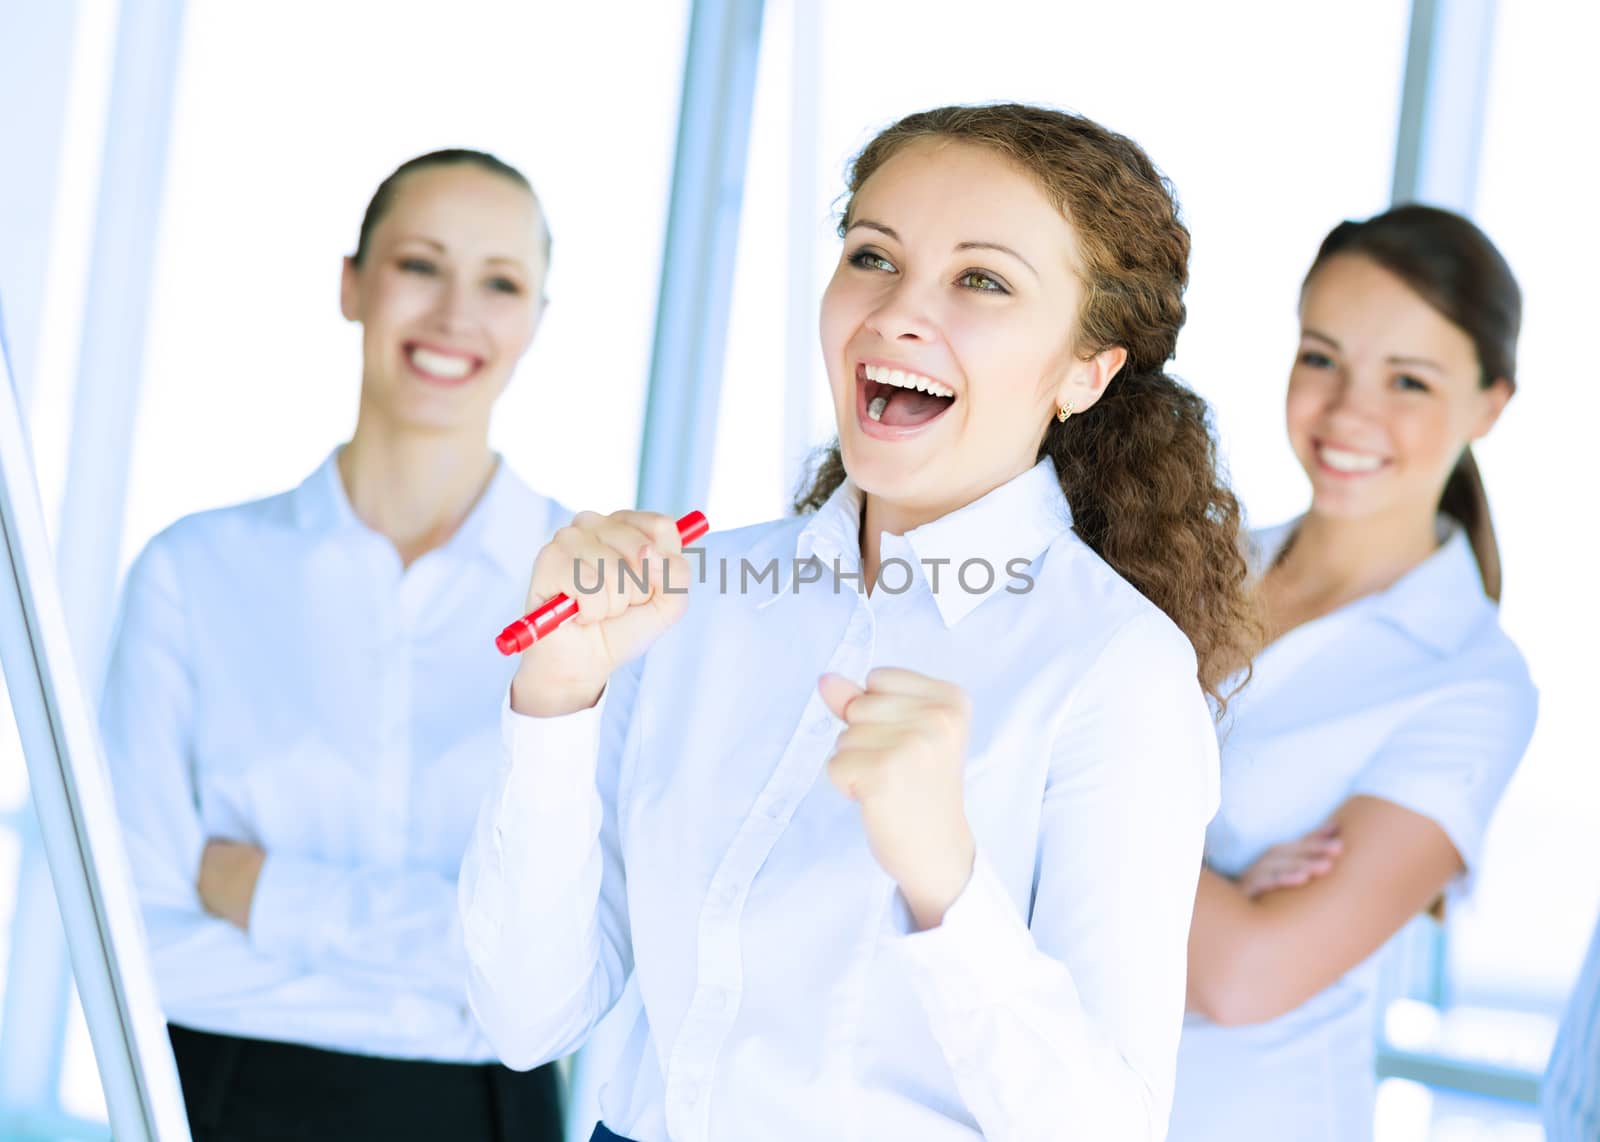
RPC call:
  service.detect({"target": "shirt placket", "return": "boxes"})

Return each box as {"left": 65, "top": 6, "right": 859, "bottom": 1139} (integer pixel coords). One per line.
{"left": 371, "top": 545, "right": 413, "bottom": 869}
{"left": 664, "top": 594, "right": 878, "bottom": 1142}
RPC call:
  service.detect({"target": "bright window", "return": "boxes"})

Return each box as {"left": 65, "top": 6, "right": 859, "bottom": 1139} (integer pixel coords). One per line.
{"left": 121, "top": 0, "right": 690, "bottom": 577}
{"left": 1439, "top": 0, "right": 1600, "bottom": 1037}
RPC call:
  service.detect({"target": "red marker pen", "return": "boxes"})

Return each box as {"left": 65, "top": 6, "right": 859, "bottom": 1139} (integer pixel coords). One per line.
{"left": 495, "top": 510, "right": 709, "bottom": 655}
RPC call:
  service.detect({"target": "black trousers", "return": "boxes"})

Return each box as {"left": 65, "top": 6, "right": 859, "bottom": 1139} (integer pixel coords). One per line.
{"left": 168, "top": 1024, "right": 563, "bottom": 1142}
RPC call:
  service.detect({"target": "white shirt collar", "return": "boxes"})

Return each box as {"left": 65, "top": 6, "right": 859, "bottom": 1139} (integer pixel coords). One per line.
{"left": 1251, "top": 514, "right": 1491, "bottom": 656}
{"left": 773, "top": 458, "right": 1073, "bottom": 627}
{"left": 288, "top": 447, "right": 543, "bottom": 580}
{"left": 287, "top": 448, "right": 351, "bottom": 534}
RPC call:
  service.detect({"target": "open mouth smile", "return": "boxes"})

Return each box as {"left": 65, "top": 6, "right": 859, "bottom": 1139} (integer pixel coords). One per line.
{"left": 854, "top": 361, "right": 957, "bottom": 439}
{"left": 405, "top": 341, "right": 485, "bottom": 386}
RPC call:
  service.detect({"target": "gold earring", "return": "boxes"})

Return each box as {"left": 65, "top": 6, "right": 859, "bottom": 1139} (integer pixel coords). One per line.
{"left": 1056, "top": 401, "right": 1075, "bottom": 424}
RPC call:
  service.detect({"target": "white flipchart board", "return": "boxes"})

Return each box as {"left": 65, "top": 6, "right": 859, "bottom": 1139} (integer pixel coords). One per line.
{"left": 0, "top": 298, "right": 192, "bottom": 1140}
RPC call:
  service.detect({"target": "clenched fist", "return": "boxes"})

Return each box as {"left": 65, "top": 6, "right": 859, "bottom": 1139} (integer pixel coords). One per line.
{"left": 818, "top": 668, "right": 976, "bottom": 931}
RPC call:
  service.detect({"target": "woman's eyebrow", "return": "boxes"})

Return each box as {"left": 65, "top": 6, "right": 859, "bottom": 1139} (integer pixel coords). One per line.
{"left": 845, "top": 219, "right": 897, "bottom": 240}
{"left": 845, "top": 221, "right": 1038, "bottom": 279}
{"left": 1304, "top": 330, "right": 1443, "bottom": 372}
{"left": 392, "top": 235, "right": 526, "bottom": 269}
{"left": 955, "top": 240, "right": 1037, "bottom": 279}
{"left": 1386, "top": 354, "right": 1444, "bottom": 372}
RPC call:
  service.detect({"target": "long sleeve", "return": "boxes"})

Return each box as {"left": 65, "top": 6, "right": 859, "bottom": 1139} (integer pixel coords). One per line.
{"left": 99, "top": 536, "right": 306, "bottom": 1008}
{"left": 458, "top": 655, "right": 642, "bottom": 1070}
{"left": 893, "top": 613, "right": 1217, "bottom": 1142}
{"left": 1544, "top": 913, "right": 1600, "bottom": 1142}
{"left": 102, "top": 536, "right": 482, "bottom": 1009}
{"left": 248, "top": 857, "right": 468, "bottom": 1004}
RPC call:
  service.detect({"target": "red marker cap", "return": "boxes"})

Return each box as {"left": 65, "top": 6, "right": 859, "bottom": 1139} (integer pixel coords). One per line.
{"left": 495, "top": 510, "right": 709, "bottom": 655}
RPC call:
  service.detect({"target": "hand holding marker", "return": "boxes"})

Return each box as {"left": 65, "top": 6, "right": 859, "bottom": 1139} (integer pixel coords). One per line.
{"left": 495, "top": 510, "right": 709, "bottom": 654}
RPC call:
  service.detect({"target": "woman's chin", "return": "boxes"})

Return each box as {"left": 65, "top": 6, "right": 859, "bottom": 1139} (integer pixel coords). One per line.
{"left": 843, "top": 456, "right": 954, "bottom": 520}
{"left": 1306, "top": 481, "right": 1395, "bottom": 522}
{"left": 382, "top": 399, "right": 490, "bottom": 437}
{"left": 840, "top": 441, "right": 921, "bottom": 495}
{"left": 360, "top": 377, "right": 500, "bottom": 436}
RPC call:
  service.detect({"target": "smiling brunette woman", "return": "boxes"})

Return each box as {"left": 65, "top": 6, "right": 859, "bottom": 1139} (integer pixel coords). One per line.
{"left": 100, "top": 150, "right": 570, "bottom": 1141}
{"left": 1170, "top": 205, "right": 1539, "bottom": 1142}
{"left": 459, "top": 103, "right": 1260, "bottom": 1142}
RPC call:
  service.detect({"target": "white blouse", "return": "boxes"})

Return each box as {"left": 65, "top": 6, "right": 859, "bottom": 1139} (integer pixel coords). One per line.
{"left": 100, "top": 450, "right": 567, "bottom": 1061}
{"left": 1168, "top": 518, "right": 1539, "bottom": 1142}
{"left": 460, "top": 458, "right": 1221, "bottom": 1142}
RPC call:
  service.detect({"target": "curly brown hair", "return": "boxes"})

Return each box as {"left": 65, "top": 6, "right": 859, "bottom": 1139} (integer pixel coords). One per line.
{"left": 793, "top": 103, "right": 1261, "bottom": 709}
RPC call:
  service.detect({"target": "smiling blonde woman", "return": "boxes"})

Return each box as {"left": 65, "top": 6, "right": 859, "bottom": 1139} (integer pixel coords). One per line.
{"left": 101, "top": 149, "right": 569, "bottom": 1141}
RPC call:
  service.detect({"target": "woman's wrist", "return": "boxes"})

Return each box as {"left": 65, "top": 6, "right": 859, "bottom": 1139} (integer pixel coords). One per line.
{"left": 904, "top": 829, "right": 977, "bottom": 932}
{"left": 510, "top": 669, "right": 604, "bottom": 718}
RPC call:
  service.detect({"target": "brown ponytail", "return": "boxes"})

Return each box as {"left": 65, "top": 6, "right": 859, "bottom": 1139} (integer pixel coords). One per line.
{"left": 794, "top": 103, "right": 1261, "bottom": 710}
{"left": 1306, "top": 204, "right": 1520, "bottom": 602}
{"left": 1440, "top": 449, "right": 1501, "bottom": 602}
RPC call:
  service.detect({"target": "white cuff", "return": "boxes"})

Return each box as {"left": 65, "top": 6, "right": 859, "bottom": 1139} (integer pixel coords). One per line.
{"left": 893, "top": 848, "right": 1076, "bottom": 1019}
{"left": 494, "top": 685, "right": 609, "bottom": 851}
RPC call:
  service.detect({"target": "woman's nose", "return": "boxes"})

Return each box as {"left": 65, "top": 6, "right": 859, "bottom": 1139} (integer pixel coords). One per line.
{"left": 864, "top": 281, "right": 938, "bottom": 343}
{"left": 1319, "top": 373, "right": 1388, "bottom": 430}
{"left": 433, "top": 278, "right": 476, "bottom": 332}
{"left": 1329, "top": 373, "right": 1375, "bottom": 413}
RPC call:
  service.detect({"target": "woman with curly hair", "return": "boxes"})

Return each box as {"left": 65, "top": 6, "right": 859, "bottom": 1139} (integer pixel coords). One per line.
{"left": 1172, "top": 205, "right": 1538, "bottom": 1142}
{"left": 460, "top": 102, "right": 1258, "bottom": 1141}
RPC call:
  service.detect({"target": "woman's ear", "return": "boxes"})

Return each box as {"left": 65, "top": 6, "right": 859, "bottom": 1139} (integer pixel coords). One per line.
{"left": 1056, "top": 344, "right": 1128, "bottom": 415}
{"left": 339, "top": 256, "right": 360, "bottom": 323}
{"left": 1470, "top": 376, "right": 1514, "bottom": 441}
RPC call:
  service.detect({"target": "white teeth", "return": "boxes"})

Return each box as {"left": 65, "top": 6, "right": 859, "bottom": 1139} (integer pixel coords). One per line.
{"left": 863, "top": 363, "right": 954, "bottom": 399}
{"left": 867, "top": 396, "right": 888, "bottom": 422}
{"left": 410, "top": 346, "right": 475, "bottom": 379}
{"left": 1318, "top": 445, "right": 1384, "bottom": 473}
